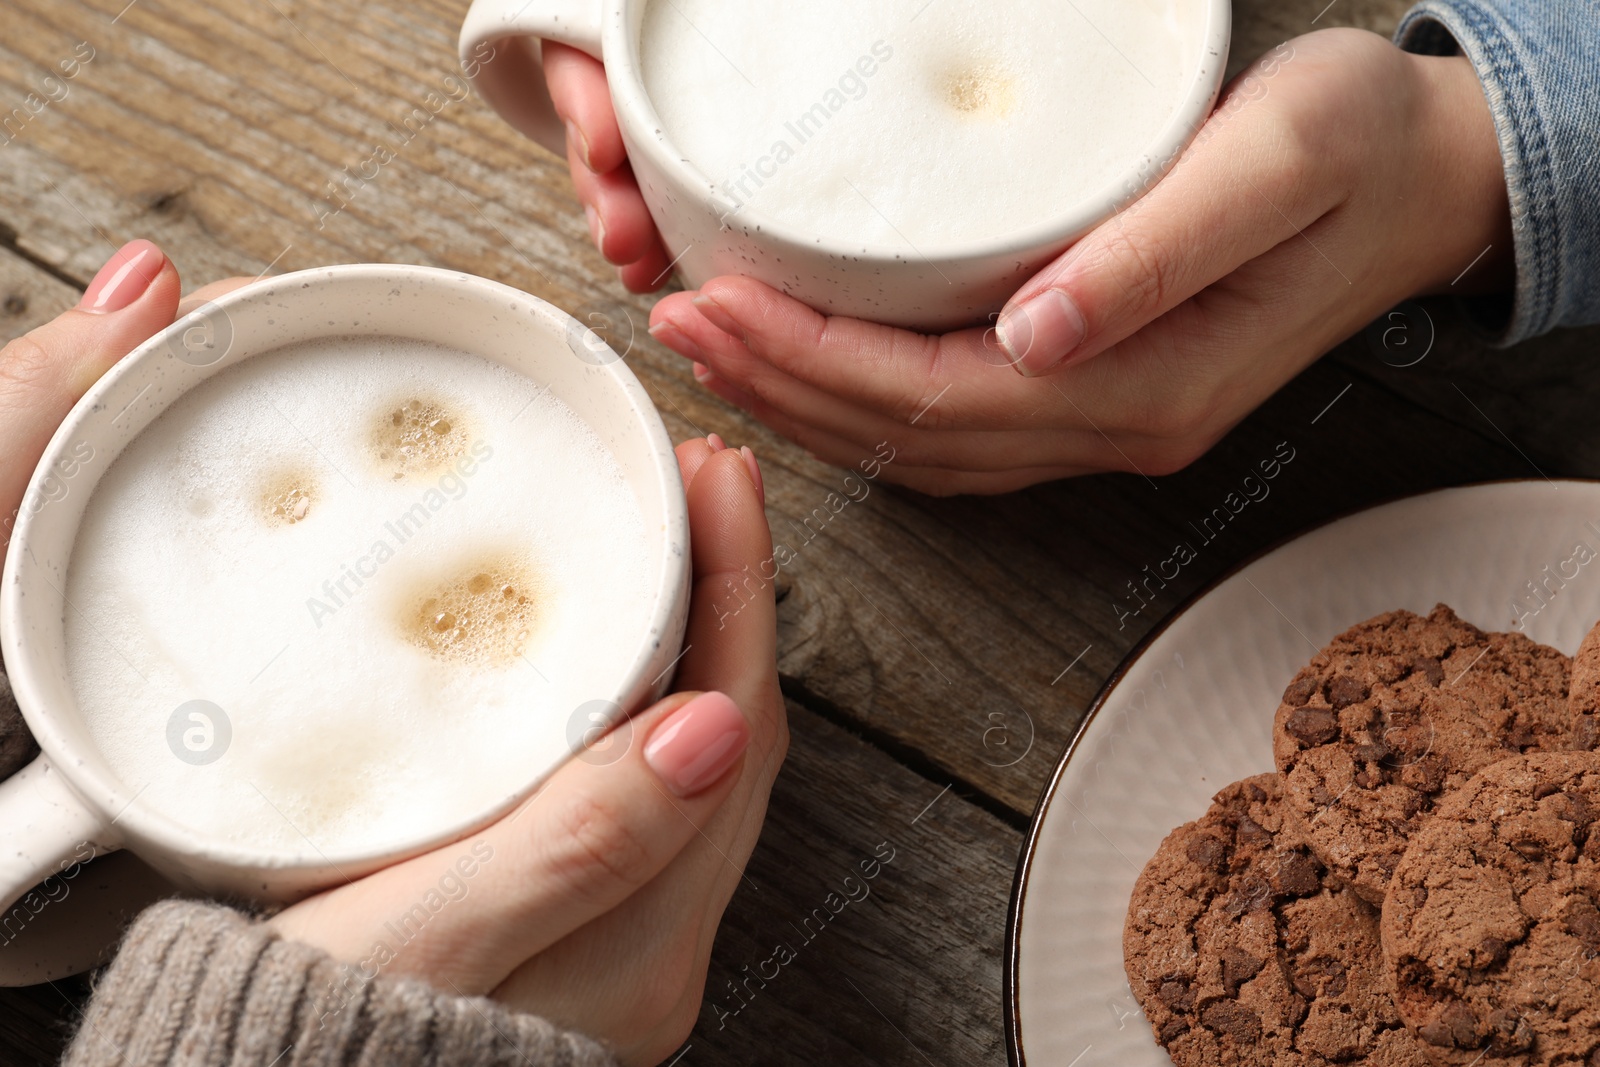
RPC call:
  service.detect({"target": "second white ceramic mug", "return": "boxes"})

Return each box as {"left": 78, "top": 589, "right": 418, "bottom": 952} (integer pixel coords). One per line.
{"left": 460, "top": 0, "right": 1231, "bottom": 332}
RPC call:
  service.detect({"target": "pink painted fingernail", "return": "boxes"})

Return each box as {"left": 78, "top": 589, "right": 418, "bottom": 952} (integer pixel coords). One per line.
{"left": 996, "top": 288, "right": 1087, "bottom": 377}
{"left": 644, "top": 691, "right": 749, "bottom": 797}
{"left": 648, "top": 321, "right": 705, "bottom": 361}
{"left": 80, "top": 239, "right": 164, "bottom": 314}
{"left": 707, "top": 433, "right": 727, "bottom": 452}
{"left": 740, "top": 446, "right": 765, "bottom": 506}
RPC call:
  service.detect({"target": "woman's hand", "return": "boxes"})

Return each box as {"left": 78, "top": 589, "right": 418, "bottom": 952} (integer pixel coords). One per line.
{"left": 1, "top": 241, "right": 787, "bottom": 1066}
{"left": 273, "top": 435, "right": 784, "bottom": 1066}
{"left": 627, "top": 30, "right": 1513, "bottom": 495}
{"left": 545, "top": 41, "right": 674, "bottom": 293}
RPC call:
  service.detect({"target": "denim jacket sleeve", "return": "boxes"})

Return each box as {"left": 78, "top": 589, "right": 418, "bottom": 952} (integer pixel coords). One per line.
{"left": 1395, "top": 2, "right": 1600, "bottom": 345}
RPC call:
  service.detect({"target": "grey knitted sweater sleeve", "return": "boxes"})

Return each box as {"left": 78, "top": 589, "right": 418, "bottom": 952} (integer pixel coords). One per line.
{"left": 60, "top": 900, "right": 618, "bottom": 1067}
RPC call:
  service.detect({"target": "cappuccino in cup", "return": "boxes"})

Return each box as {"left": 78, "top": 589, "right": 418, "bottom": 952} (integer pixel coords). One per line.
{"left": 63, "top": 336, "right": 654, "bottom": 855}
{"left": 640, "top": 0, "right": 1195, "bottom": 248}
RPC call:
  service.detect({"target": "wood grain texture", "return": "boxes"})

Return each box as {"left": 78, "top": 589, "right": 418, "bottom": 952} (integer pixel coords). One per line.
{"left": 0, "top": 248, "right": 79, "bottom": 338}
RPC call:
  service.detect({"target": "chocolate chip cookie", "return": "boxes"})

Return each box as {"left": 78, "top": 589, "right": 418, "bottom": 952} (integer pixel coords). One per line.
{"left": 1569, "top": 620, "right": 1600, "bottom": 751}
{"left": 1125, "top": 775, "right": 1427, "bottom": 1067}
{"left": 1273, "top": 605, "right": 1571, "bottom": 904}
{"left": 1383, "top": 751, "right": 1600, "bottom": 1065}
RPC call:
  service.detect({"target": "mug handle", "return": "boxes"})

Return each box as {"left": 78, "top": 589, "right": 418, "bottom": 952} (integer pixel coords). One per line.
{"left": 459, "top": 0, "right": 605, "bottom": 159}
{"left": 0, "top": 756, "right": 118, "bottom": 916}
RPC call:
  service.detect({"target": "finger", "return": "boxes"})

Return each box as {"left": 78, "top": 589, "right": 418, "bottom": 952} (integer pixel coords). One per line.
{"left": 569, "top": 155, "right": 665, "bottom": 270}
{"left": 0, "top": 240, "right": 180, "bottom": 571}
{"left": 995, "top": 52, "right": 1346, "bottom": 376}
{"left": 616, "top": 237, "right": 674, "bottom": 294}
{"left": 654, "top": 278, "right": 1049, "bottom": 432}
{"left": 726, "top": 400, "right": 1097, "bottom": 489}
{"left": 656, "top": 295, "right": 1121, "bottom": 472}
{"left": 176, "top": 276, "right": 254, "bottom": 319}
{"left": 543, "top": 40, "right": 626, "bottom": 173}
{"left": 272, "top": 685, "right": 751, "bottom": 991}
{"left": 674, "top": 436, "right": 716, "bottom": 490}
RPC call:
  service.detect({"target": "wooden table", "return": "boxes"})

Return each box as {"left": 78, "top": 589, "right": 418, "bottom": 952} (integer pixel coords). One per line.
{"left": 3, "top": 0, "right": 1596, "bottom": 1062}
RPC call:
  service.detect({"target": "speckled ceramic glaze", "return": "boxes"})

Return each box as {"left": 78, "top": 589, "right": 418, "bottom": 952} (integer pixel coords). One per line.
{"left": 1007, "top": 480, "right": 1600, "bottom": 1067}
{"left": 458, "top": 0, "right": 1232, "bottom": 331}
{"left": 0, "top": 265, "right": 690, "bottom": 970}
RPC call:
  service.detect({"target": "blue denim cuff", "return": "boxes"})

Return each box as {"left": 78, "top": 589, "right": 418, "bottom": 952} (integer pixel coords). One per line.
{"left": 1396, "top": 1, "right": 1600, "bottom": 346}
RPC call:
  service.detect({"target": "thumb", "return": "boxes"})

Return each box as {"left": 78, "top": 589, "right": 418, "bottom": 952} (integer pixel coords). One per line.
{"left": 0, "top": 240, "right": 180, "bottom": 565}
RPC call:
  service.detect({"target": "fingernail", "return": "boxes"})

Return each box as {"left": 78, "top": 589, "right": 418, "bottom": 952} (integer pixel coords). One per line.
{"left": 691, "top": 293, "right": 746, "bottom": 342}
{"left": 566, "top": 120, "right": 593, "bottom": 171}
{"left": 584, "top": 204, "right": 606, "bottom": 257}
{"left": 740, "top": 446, "right": 765, "bottom": 506}
{"left": 996, "top": 288, "right": 1087, "bottom": 377}
{"left": 644, "top": 691, "right": 749, "bottom": 797}
{"left": 708, "top": 433, "right": 727, "bottom": 452}
{"left": 648, "top": 321, "right": 705, "bottom": 362}
{"left": 80, "top": 239, "right": 164, "bottom": 314}
{"left": 692, "top": 361, "right": 715, "bottom": 384}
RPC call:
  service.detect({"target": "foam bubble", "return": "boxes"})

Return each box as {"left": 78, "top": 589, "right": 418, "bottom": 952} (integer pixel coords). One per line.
{"left": 64, "top": 336, "right": 654, "bottom": 855}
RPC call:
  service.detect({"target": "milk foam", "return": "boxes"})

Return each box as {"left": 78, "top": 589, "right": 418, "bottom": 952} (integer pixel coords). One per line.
{"left": 641, "top": 0, "right": 1195, "bottom": 248}
{"left": 65, "top": 337, "right": 654, "bottom": 855}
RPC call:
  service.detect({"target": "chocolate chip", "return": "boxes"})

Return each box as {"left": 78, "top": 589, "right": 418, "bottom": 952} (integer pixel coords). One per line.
{"left": 1282, "top": 995, "right": 1309, "bottom": 1027}
{"left": 1577, "top": 715, "right": 1600, "bottom": 752}
{"left": 1285, "top": 706, "right": 1339, "bottom": 747}
{"left": 1327, "top": 675, "right": 1370, "bottom": 709}
{"left": 1223, "top": 874, "right": 1272, "bottom": 917}
{"left": 1566, "top": 900, "right": 1600, "bottom": 949}
{"left": 1159, "top": 1017, "right": 1189, "bottom": 1043}
{"left": 1556, "top": 791, "right": 1595, "bottom": 830}
{"left": 1157, "top": 979, "right": 1194, "bottom": 1013}
{"left": 1292, "top": 956, "right": 1346, "bottom": 998}
{"left": 1200, "top": 1000, "right": 1261, "bottom": 1043}
{"left": 1235, "top": 814, "right": 1272, "bottom": 847}
{"left": 1272, "top": 851, "right": 1321, "bottom": 898}
{"left": 1219, "top": 947, "right": 1263, "bottom": 994}
{"left": 1504, "top": 721, "right": 1538, "bottom": 751}
{"left": 1419, "top": 1001, "right": 1480, "bottom": 1049}
{"left": 1281, "top": 674, "right": 1318, "bottom": 707}
{"left": 1487, "top": 1008, "right": 1534, "bottom": 1054}
{"left": 1587, "top": 1047, "right": 1600, "bottom": 1067}
{"left": 1513, "top": 840, "right": 1546, "bottom": 860}
{"left": 1402, "top": 754, "right": 1447, "bottom": 794}
{"left": 1410, "top": 655, "right": 1444, "bottom": 686}
{"left": 1478, "top": 938, "right": 1509, "bottom": 969}
{"left": 1534, "top": 782, "right": 1560, "bottom": 801}
{"left": 1185, "top": 835, "right": 1228, "bottom": 872}
{"left": 1246, "top": 782, "right": 1268, "bottom": 803}
{"left": 1352, "top": 741, "right": 1391, "bottom": 764}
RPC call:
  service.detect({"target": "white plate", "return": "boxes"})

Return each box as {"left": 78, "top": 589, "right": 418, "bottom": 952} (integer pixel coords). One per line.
{"left": 1006, "top": 480, "right": 1600, "bottom": 1066}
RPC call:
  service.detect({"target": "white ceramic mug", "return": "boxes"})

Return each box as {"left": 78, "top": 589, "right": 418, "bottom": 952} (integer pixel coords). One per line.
{"left": 0, "top": 264, "right": 690, "bottom": 917}
{"left": 459, "top": 0, "right": 1231, "bottom": 332}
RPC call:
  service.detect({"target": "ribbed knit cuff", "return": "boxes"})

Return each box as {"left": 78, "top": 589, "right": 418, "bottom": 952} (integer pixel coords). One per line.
{"left": 62, "top": 900, "right": 617, "bottom": 1067}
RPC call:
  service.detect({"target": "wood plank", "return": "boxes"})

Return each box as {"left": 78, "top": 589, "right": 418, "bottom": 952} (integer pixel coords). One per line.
{"left": 0, "top": 246, "right": 80, "bottom": 340}
{"left": 1331, "top": 309, "right": 1600, "bottom": 477}
{"left": 0, "top": 703, "right": 1020, "bottom": 1067}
